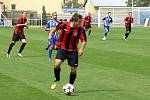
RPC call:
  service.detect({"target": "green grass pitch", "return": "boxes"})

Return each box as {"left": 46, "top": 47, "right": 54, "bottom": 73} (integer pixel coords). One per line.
{"left": 0, "top": 27, "right": 150, "bottom": 100}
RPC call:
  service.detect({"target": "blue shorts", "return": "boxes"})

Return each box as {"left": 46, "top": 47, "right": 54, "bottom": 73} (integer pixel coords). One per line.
{"left": 48, "top": 37, "right": 58, "bottom": 46}
{"left": 104, "top": 26, "right": 110, "bottom": 32}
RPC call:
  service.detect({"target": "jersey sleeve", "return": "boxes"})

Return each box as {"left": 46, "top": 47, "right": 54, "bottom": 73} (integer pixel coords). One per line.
{"left": 80, "top": 28, "right": 87, "bottom": 42}
{"left": 102, "top": 17, "right": 106, "bottom": 20}
{"left": 45, "top": 21, "right": 50, "bottom": 28}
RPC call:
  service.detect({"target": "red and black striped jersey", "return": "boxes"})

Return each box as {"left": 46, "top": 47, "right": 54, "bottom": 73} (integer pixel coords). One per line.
{"left": 55, "top": 22, "right": 87, "bottom": 51}
{"left": 124, "top": 16, "right": 133, "bottom": 27}
{"left": 14, "top": 16, "right": 27, "bottom": 34}
{"left": 83, "top": 15, "right": 92, "bottom": 27}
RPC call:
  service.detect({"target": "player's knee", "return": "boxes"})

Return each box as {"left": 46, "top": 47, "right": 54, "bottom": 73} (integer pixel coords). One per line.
{"left": 71, "top": 67, "right": 77, "bottom": 74}
{"left": 105, "top": 29, "right": 109, "bottom": 33}
{"left": 54, "top": 65, "right": 60, "bottom": 69}
{"left": 21, "top": 39, "right": 26, "bottom": 43}
{"left": 11, "top": 42, "right": 15, "bottom": 45}
{"left": 127, "top": 31, "right": 130, "bottom": 34}
{"left": 23, "top": 42, "right": 27, "bottom": 45}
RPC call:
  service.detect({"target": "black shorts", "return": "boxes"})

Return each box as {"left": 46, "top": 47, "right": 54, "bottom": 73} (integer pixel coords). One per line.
{"left": 126, "top": 26, "right": 131, "bottom": 33}
{"left": 85, "top": 24, "right": 91, "bottom": 30}
{"left": 56, "top": 49, "right": 78, "bottom": 67}
{"left": 12, "top": 33, "right": 26, "bottom": 42}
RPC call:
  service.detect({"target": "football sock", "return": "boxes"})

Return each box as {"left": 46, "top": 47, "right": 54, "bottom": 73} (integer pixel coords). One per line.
{"left": 18, "top": 43, "right": 26, "bottom": 53}
{"left": 104, "top": 32, "right": 108, "bottom": 37}
{"left": 69, "top": 73, "right": 77, "bottom": 84}
{"left": 125, "top": 33, "right": 129, "bottom": 39}
{"left": 48, "top": 48, "right": 52, "bottom": 59}
{"left": 46, "top": 43, "right": 50, "bottom": 50}
{"left": 7, "top": 43, "right": 15, "bottom": 54}
{"left": 54, "top": 68, "right": 61, "bottom": 81}
{"left": 88, "top": 29, "right": 91, "bottom": 36}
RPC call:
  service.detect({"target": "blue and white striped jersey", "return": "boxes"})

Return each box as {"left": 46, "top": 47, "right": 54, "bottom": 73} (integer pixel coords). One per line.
{"left": 45, "top": 19, "right": 60, "bottom": 38}
{"left": 102, "top": 16, "right": 113, "bottom": 26}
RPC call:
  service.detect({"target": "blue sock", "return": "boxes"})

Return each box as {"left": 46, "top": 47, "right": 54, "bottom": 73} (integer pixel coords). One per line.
{"left": 48, "top": 48, "right": 52, "bottom": 60}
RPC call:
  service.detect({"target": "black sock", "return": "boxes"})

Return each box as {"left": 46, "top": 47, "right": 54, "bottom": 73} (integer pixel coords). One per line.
{"left": 54, "top": 68, "right": 61, "bottom": 81}
{"left": 7, "top": 43, "right": 15, "bottom": 54}
{"left": 104, "top": 32, "right": 108, "bottom": 37}
{"left": 125, "top": 33, "right": 129, "bottom": 39}
{"left": 88, "top": 29, "right": 91, "bottom": 36}
{"left": 69, "top": 73, "right": 77, "bottom": 84}
{"left": 18, "top": 43, "right": 26, "bottom": 53}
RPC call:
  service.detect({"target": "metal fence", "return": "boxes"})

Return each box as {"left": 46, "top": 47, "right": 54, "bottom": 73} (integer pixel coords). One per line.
{"left": 98, "top": 7, "right": 150, "bottom": 27}
{"left": 1, "top": 7, "right": 150, "bottom": 27}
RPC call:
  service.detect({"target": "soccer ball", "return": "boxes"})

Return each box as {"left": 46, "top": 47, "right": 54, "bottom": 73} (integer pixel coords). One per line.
{"left": 63, "top": 83, "right": 74, "bottom": 95}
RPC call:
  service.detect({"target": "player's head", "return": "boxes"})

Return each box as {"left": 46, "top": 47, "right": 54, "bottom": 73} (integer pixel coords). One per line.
{"left": 108, "top": 12, "right": 111, "bottom": 16}
{"left": 70, "top": 13, "right": 82, "bottom": 28}
{"left": 52, "top": 12, "right": 57, "bottom": 20}
{"left": 22, "top": 11, "right": 27, "bottom": 17}
{"left": 128, "top": 12, "right": 132, "bottom": 16}
{"left": 88, "top": 12, "right": 91, "bottom": 16}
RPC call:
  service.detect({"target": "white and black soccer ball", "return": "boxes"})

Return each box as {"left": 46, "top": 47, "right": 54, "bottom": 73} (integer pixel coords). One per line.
{"left": 63, "top": 83, "right": 74, "bottom": 95}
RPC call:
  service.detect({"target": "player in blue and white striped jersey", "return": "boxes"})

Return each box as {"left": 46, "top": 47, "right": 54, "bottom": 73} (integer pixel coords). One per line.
{"left": 102, "top": 12, "right": 113, "bottom": 40}
{"left": 45, "top": 12, "right": 60, "bottom": 61}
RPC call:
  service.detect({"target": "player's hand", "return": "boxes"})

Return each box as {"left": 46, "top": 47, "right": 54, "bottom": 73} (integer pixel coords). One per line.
{"left": 78, "top": 49, "right": 83, "bottom": 57}
{"left": 48, "top": 35, "right": 52, "bottom": 41}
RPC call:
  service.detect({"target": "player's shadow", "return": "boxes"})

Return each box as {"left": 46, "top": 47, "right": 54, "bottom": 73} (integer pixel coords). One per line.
{"left": 51, "top": 89, "right": 120, "bottom": 96}
{"left": 23, "top": 54, "right": 47, "bottom": 58}
{"left": 76, "top": 89, "right": 120, "bottom": 94}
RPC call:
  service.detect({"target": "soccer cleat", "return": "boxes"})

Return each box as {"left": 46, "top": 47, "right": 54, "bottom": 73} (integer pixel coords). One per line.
{"left": 102, "top": 36, "right": 106, "bottom": 40}
{"left": 45, "top": 47, "right": 48, "bottom": 50}
{"left": 51, "top": 81, "right": 59, "bottom": 90}
{"left": 17, "top": 53, "right": 23, "bottom": 57}
{"left": 7, "top": 53, "right": 10, "bottom": 58}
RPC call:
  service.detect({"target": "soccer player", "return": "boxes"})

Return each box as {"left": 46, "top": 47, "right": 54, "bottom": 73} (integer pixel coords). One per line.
{"left": 7, "top": 11, "right": 28, "bottom": 58}
{"left": 82, "top": 12, "right": 92, "bottom": 37}
{"left": 45, "top": 12, "right": 59, "bottom": 61}
{"left": 124, "top": 12, "right": 133, "bottom": 40}
{"left": 102, "top": 12, "right": 113, "bottom": 40}
{"left": 49, "top": 13, "right": 87, "bottom": 90}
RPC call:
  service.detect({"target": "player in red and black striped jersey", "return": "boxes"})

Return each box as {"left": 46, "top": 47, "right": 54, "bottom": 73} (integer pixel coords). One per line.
{"left": 49, "top": 13, "right": 87, "bottom": 90}
{"left": 124, "top": 12, "right": 133, "bottom": 40}
{"left": 82, "top": 12, "right": 92, "bottom": 37}
{"left": 7, "top": 11, "right": 28, "bottom": 58}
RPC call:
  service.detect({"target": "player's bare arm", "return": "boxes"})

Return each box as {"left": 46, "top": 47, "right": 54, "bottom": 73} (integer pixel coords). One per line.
{"left": 78, "top": 41, "right": 86, "bottom": 57}
{"left": 48, "top": 27, "right": 57, "bottom": 40}
{"left": 45, "top": 28, "right": 55, "bottom": 32}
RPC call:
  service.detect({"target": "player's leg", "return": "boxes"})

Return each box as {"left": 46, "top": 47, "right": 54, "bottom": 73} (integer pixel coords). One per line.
{"left": 124, "top": 27, "right": 131, "bottom": 40}
{"left": 45, "top": 40, "right": 50, "bottom": 50}
{"left": 18, "top": 34, "right": 26, "bottom": 57}
{"left": 67, "top": 51, "right": 78, "bottom": 85}
{"left": 102, "top": 26, "right": 109, "bottom": 40}
{"left": 51, "top": 49, "right": 66, "bottom": 90}
{"left": 88, "top": 25, "right": 92, "bottom": 37}
{"left": 126, "top": 27, "right": 131, "bottom": 39}
{"left": 48, "top": 39, "right": 54, "bottom": 61}
{"left": 7, "top": 41, "right": 15, "bottom": 58}
{"left": 7, "top": 33, "right": 17, "bottom": 58}
{"left": 104, "top": 26, "right": 109, "bottom": 37}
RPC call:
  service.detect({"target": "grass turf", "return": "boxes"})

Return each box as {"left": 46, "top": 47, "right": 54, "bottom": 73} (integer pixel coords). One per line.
{"left": 0, "top": 27, "right": 150, "bottom": 100}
